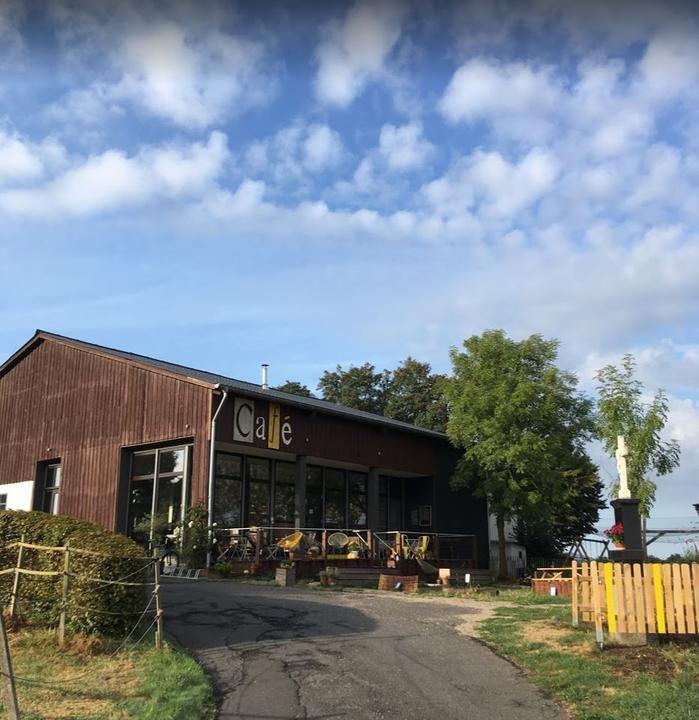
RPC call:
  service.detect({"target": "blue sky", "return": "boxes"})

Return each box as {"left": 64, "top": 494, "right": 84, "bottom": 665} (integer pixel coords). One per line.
{"left": 1, "top": 0, "right": 698, "bottom": 544}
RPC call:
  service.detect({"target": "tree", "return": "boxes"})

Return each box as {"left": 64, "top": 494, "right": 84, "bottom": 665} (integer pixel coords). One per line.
{"left": 595, "top": 354, "right": 680, "bottom": 517}
{"left": 515, "top": 450, "right": 606, "bottom": 558}
{"left": 274, "top": 381, "right": 313, "bottom": 398}
{"left": 383, "top": 357, "right": 449, "bottom": 432}
{"left": 445, "top": 330, "right": 596, "bottom": 579}
{"left": 317, "top": 363, "right": 389, "bottom": 414}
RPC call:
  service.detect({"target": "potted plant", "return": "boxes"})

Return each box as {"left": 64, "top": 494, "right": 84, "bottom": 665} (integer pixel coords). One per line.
{"left": 347, "top": 538, "right": 361, "bottom": 559}
{"left": 319, "top": 566, "right": 338, "bottom": 586}
{"left": 604, "top": 522, "right": 624, "bottom": 548}
{"left": 276, "top": 560, "right": 296, "bottom": 587}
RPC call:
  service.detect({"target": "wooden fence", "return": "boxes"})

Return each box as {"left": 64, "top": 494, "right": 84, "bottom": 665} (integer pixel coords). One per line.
{"left": 572, "top": 560, "right": 699, "bottom": 646}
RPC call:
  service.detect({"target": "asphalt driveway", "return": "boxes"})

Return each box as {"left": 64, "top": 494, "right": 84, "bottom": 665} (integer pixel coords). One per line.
{"left": 162, "top": 579, "right": 567, "bottom": 720}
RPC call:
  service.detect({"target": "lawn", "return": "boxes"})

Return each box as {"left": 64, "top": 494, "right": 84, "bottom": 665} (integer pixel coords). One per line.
{"left": 477, "top": 598, "right": 699, "bottom": 720}
{"left": 0, "top": 626, "right": 215, "bottom": 720}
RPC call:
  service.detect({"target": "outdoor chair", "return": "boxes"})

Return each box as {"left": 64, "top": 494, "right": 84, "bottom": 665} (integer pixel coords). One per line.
{"left": 265, "top": 530, "right": 304, "bottom": 559}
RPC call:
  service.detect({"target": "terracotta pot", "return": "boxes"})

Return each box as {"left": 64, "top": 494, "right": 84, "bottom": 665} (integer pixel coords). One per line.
{"left": 614, "top": 542, "right": 624, "bottom": 549}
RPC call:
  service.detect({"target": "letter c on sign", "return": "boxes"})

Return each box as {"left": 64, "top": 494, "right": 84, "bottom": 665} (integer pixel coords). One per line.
{"left": 233, "top": 398, "right": 254, "bottom": 443}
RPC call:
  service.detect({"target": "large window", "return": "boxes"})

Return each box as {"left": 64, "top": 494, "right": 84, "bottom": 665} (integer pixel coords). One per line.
{"left": 305, "top": 466, "right": 323, "bottom": 527}
{"left": 214, "top": 453, "right": 243, "bottom": 527}
{"left": 42, "top": 464, "right": 62, "bottom": 515}
{"left": 274, "top": 461, "right": 296, "bottom": 527}
{"left": 247, "top": 458, "right": 270, "bottom": 527}
{"left": 126, "top": 445, "right": 190, "bottom": 543}
{"left": 324, "top": 468, "right": 346, "bottom": 528}
{"left": 348, "top": 472, "right": 368, "bottom": 527}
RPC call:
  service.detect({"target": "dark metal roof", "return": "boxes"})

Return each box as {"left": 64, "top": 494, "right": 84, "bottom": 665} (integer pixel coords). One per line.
{"left": 32, "top": 330, "right": 447, "bottom": 440}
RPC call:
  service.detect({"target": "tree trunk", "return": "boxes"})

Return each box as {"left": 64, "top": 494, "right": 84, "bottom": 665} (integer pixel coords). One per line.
{"left": 496, "top": 514, "right": 509, "bottom": 581}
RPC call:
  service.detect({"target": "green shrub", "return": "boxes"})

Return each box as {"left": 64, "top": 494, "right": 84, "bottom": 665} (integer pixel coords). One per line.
{"left": 0, "top": 510, "right": 149, "bottom": 635}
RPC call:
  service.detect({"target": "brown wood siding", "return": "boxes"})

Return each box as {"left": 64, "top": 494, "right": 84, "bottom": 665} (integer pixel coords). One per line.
{"left": 216, "top": 395, "right": 439, "bottom": 474}
{"left": 0, "top": 339, "right": 212, "bottom": 530}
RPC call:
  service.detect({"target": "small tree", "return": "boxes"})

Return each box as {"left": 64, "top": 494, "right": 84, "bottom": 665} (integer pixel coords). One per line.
{"left": 445, "top": 330, "right": 595, "bottom": 579}
{"left": 595, "top": 354, "right": 680, "bottom": 516}
{"left": 274, "top": 380, "right": 313, "bottom": 397}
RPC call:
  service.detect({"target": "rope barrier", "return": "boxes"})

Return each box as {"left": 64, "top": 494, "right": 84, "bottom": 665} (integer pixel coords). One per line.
{"left": 0, "top": 593, "right": 158, "bottom": 687}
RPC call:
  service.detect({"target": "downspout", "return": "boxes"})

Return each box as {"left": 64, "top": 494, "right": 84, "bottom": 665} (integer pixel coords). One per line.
{"left": 206, "top": 385, "right": 229, "bottom": 569}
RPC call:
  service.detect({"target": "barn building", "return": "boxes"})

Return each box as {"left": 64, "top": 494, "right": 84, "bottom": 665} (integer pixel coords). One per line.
{"left": 0, "top": 331, "right": 489, "bottom": 568}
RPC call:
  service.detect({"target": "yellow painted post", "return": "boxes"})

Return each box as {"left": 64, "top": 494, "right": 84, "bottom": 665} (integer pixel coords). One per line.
{"left": 604, "top": 562, "right": 617, "bottom": 637}
{"left": 652, "top": 564, "right": 666, "bottom": 634}
{"left": 692, "top": 564, "right": 699, "bottom": 632}
{"left": 571, "top": 560, "right": 579, "bottom": 627}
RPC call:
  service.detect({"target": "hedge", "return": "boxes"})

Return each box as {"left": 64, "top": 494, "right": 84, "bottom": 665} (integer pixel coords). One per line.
{"left": 0, "top": 510, "right": 150, "bottom": 635}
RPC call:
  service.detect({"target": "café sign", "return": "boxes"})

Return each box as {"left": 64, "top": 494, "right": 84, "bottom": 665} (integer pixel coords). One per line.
{"left": 232, "top": 397, "right": 293, "bottom": 449}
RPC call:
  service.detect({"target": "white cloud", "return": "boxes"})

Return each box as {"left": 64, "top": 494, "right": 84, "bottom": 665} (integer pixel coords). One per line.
{"left": 0, "top": 131, "right": 228, "bottom": 216}
{"left": 315, "top": 0, "right": 406, "bottom": 107}
{"left": 378, "top": 122, "right": 434, "bottom": 171}
{"left": 244, "top": 122, "right": 345, "bottom": 188}
{"left": 422, "top": 148, "right": 559, "bottom": 220}
{"left": 0, "top": 129, "right": 68, "bottom": 186}
{"left": 439, "top": 58, "right": 561, "bottom": 126}
{"left": 49, "top": 16, "right": 274, "bottom": 130}
{"left": 302, "top": 125, "right": 345, "bottom": 172}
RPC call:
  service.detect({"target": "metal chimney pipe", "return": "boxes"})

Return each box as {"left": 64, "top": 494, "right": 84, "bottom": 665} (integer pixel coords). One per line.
{"left": 261, "top": 364, "right": 269, "bottom": 390}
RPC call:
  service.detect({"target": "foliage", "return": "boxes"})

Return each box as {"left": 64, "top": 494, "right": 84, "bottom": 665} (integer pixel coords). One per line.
{"left": 274, "top": 380, "right": 313, "bottom": 397}
{"left": 317, "top": 362, "right": 390, "bottom": 414}
{"left": 480, "top": 603, "right": 699, "bottom": 720}
{"left": 515, "top": 452, "right": 606, "bottom": 557}
{"left": 595, "top": 354, "right": 681, "bottom": 516}
{"left": 445, "top": 330, "right": 596, "bottom": 578}
{"left": 214, "top": 560, "right": 233, "bottom": 577}
{"left": 1, "top": 627, "right": 214, "bottom": 720}
{"left": 604, "top": 522, "right": 625, "bottom": 543}
{"left": 0, "top": 510, "right": 147, "bottom": 635}
{"left": 317, "top": 357, "right": 448, "bottom": 431}
{"left": 180, "top": 502, "right": 211, "bottom": 569}
{"left": 383, "top": 357, "right": 449, "bottom": 432}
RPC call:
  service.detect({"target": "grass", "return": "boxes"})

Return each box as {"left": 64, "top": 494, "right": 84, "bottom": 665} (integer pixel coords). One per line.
{"left": 0, "top": 625, "right": 215, "bottom": 720}
{"left": 478, "top": 601, "right": 699, "bottom": 720}
{"left": 417, "top": 584, "right": 571, "bottom": 605}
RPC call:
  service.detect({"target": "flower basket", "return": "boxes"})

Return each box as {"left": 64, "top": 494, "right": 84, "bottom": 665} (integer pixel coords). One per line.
{"left": 604, "top": 522, "right": 624, "bottom": 546}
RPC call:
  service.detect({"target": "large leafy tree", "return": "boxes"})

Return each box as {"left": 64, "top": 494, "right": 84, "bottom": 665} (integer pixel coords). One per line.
{"left": 274, "top": 380, "right": 313, "bottom": 397}
{"left": 515, "top": 450, "right": 606, "bottom": 557}
{"left": 383, "top": 357, "right": 449, "bottom": 432}
{"left": 595, "top": 354, "right": 680, "bottom": 517}
{"left": 445, "top": 330, "right": 596, "bottom": 579}
{"left": 317, "top": 363, "right": 390, "bottom": 414}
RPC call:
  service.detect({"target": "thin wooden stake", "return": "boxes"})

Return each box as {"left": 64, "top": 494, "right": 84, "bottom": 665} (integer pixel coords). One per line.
{"left": 0, "top": 612, "right": 20, "bottom": 720}
{"left": 8, "top": 535, "right": 25, "bottom": 618}
{"left": 57, "top": 542, "right": 71, "bottom": 649}
{"left": 153, "top": 557, "right": 163, "bottom": 651}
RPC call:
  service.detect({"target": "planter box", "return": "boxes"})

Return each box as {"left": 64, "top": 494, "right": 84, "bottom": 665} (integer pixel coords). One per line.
{"left": 275, "top": 567, "right": 296, "bottom": 587}
{"left": 378, "top": 574, "right": 419, "bottom": 593}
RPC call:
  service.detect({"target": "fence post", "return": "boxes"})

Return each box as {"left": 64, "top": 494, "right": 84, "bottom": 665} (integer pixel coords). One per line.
{"left": 0, "top": 612, "right": 20, "bottom": 720}
{"left": 153, "top": 556, "right": 163, "bottom": 651}
{"left": 8, "top": 534, "right": 25, "bottom": 618}
{"left": 58, "top": 541, "right": 71, "bottom": 649}
{"left": 571, "top": 560, "right": 579, "bottom": 627}
{"left": 590, "top": 561, "right": 604, "bottom": 649}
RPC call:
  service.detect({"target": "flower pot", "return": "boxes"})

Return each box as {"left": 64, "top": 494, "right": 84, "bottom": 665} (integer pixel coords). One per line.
{"left": 614, "top": 542, "right": 625, "bottom": 549}
{"left": 319, "top": 574, "right": 330, "bottom": 587}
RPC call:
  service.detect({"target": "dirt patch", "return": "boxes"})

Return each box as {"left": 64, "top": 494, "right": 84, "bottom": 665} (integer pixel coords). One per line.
{"left": 521, "top": 620, "right": 592, "bottom": 656}
{"left": 603, "top": 646, "right": 685, "bottom": 682}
